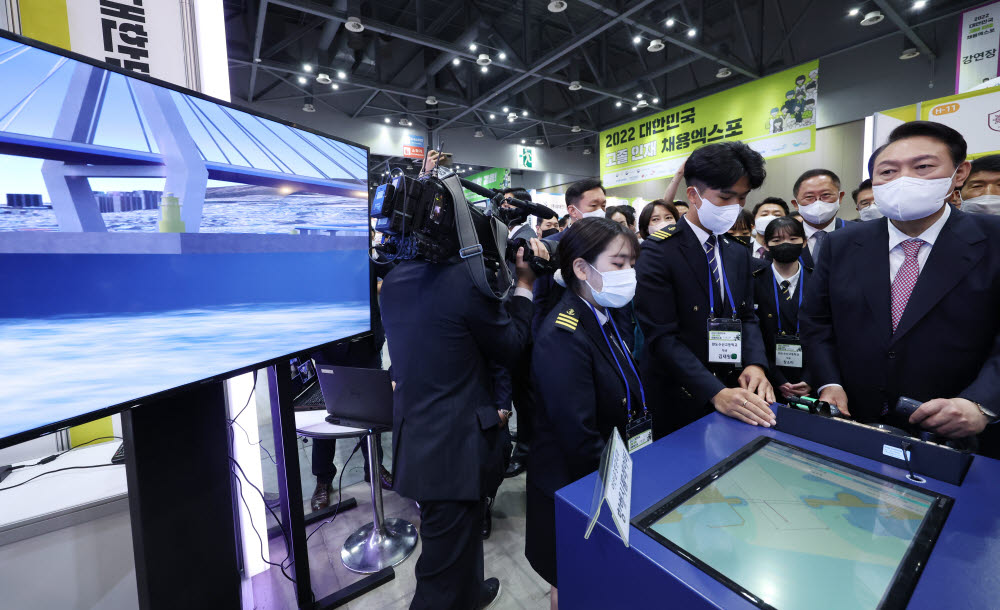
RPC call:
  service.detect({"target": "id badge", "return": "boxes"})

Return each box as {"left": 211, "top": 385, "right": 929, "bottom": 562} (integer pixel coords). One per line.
{"left": 626, "top": 413, "right": 652, "bottom": 453}
{"left": 775, "top": 334, "right": 803, "bottom": 368}
{"left": 707, "top": 318, "right": 742, "bottom": 365}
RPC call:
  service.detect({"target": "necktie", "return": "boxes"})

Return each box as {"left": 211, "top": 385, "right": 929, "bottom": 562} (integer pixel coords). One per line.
{"left": 891, "top": 238, "right": 925, "bottom": 332}
{"left": 703, "top": 235, "right": 725, "bottom": 308}
{"left": 757, "top": 246, "right": 767, "bottom": 259}
{"left": 811, "top": 229, "right": 828, "bottom": 261}
{"left": 778, "top": 280, "right": 791, "bottom": 301}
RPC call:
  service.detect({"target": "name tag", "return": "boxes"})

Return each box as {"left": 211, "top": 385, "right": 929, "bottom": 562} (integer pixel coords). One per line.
{"left": 775, "top": 335, "right": 803, "bottom": 368}
{"left": 626, "top": 413, "right": 653, "bottom": 453}
{"left": 707, "top": 318, "right": 742, "bottom": 365}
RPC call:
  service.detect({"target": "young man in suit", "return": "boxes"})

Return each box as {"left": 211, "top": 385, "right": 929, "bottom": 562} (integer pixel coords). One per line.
{"left": 791, "top": 169, "right": 849, "bottom": 267}
{"left": 801, "top": 121, "right": 1000, "bottom": 457}
{"left": 635, "top": 141, "right": 775, "bottom": 439}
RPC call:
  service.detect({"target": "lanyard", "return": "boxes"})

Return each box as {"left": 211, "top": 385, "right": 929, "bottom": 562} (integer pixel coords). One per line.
{"left": 584, "top": 301, "right": 647, "bottom": 420}
{"left": 771, "top": 258, "right": 805, "bottom": 335}
{"left": 706, "top": 241, "right": 738, "bottom": 319}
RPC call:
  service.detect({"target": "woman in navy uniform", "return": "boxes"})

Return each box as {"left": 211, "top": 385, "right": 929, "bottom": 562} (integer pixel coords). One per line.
{"left": 526, "top": 218, "right": 646, "bottom": 608}
{"left": 751, "top": 216, "right": 813, "bottom": 399}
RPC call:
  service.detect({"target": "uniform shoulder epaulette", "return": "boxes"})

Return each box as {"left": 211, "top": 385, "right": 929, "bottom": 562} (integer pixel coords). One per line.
{"left": 554, "top": 307, "right": 579, "bottom": 332}
{"left": 645, "top": 224, "right": 680, "bottom": 242}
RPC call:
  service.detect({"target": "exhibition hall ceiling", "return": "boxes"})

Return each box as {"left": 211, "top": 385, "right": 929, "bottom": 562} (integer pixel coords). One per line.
{"left": 222, "top": 0, "right": 981, "bottom": 152}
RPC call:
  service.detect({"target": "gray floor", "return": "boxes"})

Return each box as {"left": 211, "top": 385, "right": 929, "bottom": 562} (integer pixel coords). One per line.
{"left": 249, "top": 385, "right": 550, "bottom": 609}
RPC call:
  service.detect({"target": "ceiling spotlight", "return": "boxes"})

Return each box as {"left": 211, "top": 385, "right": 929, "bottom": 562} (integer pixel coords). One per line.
{"left": 337, "top": 70, "right": 347, "bottom": 79}
{"left": 509, "top": 116, "right": 515, "bottom": 122}
{"left": 481, "top": 66, "right": 489, "bottom": 73}
{"left": 547, "top": 0, "right": 568, "bottom": 13}
{"left": 521, "top": 139, "right": 526, "bottom": 144}
{"left": 425, "top": 95, "right": 438, "bottom": 105}
{"left": 499, "top": 52, "right": 507, "bottom": 60}
{"left": 615, "top": 101, "right": 622, "bottom": 107}
{"left": 652, "top": 97, "right": 660, "bottom": 104}
{"left": 848, "top": 7, "right": 860, "bottom": 16}
{"left": 522, "top": 110, "right": 528, "bottom": 116}
{"left": 302, "top": 103, "right": 316, "bottom": 112}
{"left": 384, "top": 117, "right": 391, "bottom": 123}
{"left": 582, "top": 147, "right": 592, "bottom": 155}
{"left": 716, "top": 67, "right": 733, "bottom": 78}
{"left": 331, "top": 83, "right": 339, "bottom": 90}
{"left": 477, "top": 53, "right": 492, "bottom": 66}
{"left": 398, "top": 117, "right": 411, "bottom": 126}
{"left": 508, "top": 112, "right": 518, "bottom": 121}
{"left": 568, "top": 80, "right": 582, "bottom": 91}
{"left": 535, "top": 138, "right": 545, "bottom": 145}
{"left": 474, "top": 128, "right": 484, "bottom": 138}
{"left": 637, "top": 99, "right": 649, "bottom": 108}
{"left": 636, "top": 92, "right": 643, "bottom": 99}
{"left": 316, "top": 72, "right": 332, "bottom": 84}
{"left": 297, "top": 76, "right": 307, "bottom": 84}
{"left": 647, "top": 39, "right": 665, "bottom": 52}
{"left": 687, "top": 28, "right": 697, "bottom": 38}
{"left": 912, "top": 0, "right": 927, "bottom": 9}
{"left": 502, "top": 106, "right": 509, "bottom": 112}
{"left": 470, "top": 43, "right": 478, "bottom": 51}
{"left": 631, "top": 106, "right": 637, "bottom": 111}
{"left": 861, "top": 11, "right": 884, "bottom": 26}
{"left": 665, "top": 17, "right": 675, "bottom": 27}
{"left": 345, "top": 16, "right": 365, "bottom": 32}
{"left": 900, "top": 47, "right": 921, "bottom": 60}
{"left": 489, "top": 114, "right": 496, "bottom": 119}
{"left": 303, "top": 64, "right": 313, "bottom": 72}
{"left": 571, "top": 125, "right": 581, "bottom": 133}
{"left": 452, "top": 57, "right": 461, "bottom": 66}
{"left": 632, "top": 35, "right": 641, "bottom": 44}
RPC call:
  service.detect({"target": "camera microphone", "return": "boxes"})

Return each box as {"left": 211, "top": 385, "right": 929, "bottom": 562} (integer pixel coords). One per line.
{"left": 459, "top": 178, "right": 558, "bottom": 220}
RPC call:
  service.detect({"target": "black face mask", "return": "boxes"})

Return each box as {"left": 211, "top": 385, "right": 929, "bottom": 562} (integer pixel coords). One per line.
{"left": 729, "top": 235, "right": 751, "bottom": 247}
{"left": 769, "top": 242, "right": 804, "bottom": 264}
{"left": 541, "top": 228, "right": 560, "bottom": 238}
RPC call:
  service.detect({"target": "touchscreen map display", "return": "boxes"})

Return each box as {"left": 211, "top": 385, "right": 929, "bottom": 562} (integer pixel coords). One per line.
{"left": 634, "top": 438, "right": 952, "bottom": 610}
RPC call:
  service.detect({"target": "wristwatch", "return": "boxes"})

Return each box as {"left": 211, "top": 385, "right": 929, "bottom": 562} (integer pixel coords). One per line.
{"left": 974, "top": 401, "right": 1000, "bottom": 424}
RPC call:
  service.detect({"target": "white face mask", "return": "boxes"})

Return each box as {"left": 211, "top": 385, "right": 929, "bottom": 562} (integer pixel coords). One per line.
{"left": 961, "top": 194, "right": 1000, "bottom": 215}
{"left": 586, "top": 263, "right": 636, "bottom": 308}
{"left": 797, "top": 199, "right": 840, "bottom": 225}
{"left": 693, "top": 189, "right": 742, "bottom": 235}
{"left": 873, "top": 171, "right": 956, "bottom": 221}
{"left": 858, "top": 206, "right": 883, "bottom": 221}
{"left": 571, "top": 205, "right": 605, "bottom": 220}
{"left": 753, "top": 215, "right": 778, "bottom": 235}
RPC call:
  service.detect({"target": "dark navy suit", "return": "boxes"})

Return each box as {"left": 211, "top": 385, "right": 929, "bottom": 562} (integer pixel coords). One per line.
{"left": 752, "top": 259, "right": 813, "bottom": 389}
{"left": 380, "top": 259, "right": 532, "bottom": 609}
{"left": 635, "top": 217, "right": 768, "bottom": 438}
{"left": 527, "top": 290, "right": 642, "bottom": 587}
{"left": 800, "top": 209, "right": 1000, "bottom": 454}
{"left": 800, "top": 217, "right": 848, "bottom": 269}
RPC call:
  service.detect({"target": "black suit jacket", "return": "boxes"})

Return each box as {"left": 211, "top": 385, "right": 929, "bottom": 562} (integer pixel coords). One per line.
{"left": 800, "top": 217, "right": 849, "bottom": 269}
{"left": 752, "top": 258, "right": 813, "bottom": 388}
{"left": 635, "top": 217, "right": 768, "bottom": 437}
{"left": 800, "top": 209, "right": 1000, "bottom": 423}
{"left": 529, "top": 291, "right": 642, "bottom": 499}
{"left": 381, "top": 259, "right": 532, "bottom": 502}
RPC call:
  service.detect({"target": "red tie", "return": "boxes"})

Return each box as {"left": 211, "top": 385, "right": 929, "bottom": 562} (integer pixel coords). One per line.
{"left": 891, "top": 238, "right": 925, "bottom": 332}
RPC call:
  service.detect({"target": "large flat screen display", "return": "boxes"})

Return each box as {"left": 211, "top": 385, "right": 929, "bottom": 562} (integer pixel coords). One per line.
{"left": 0, "top": 33, "right": 371, "bottom": 446}
{"left": 633, "top": 438, "right": 952, "bottom": 610}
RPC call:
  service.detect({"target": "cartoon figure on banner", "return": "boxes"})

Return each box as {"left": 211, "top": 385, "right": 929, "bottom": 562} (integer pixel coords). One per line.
{"left": 767, "top": 71, "right": 818, "bottom": 134}
{"left": 767, "top": 108, "right": 783, "bottom": 133}
{"left": 794, "top": 74, "right": 808, "bottom": 98}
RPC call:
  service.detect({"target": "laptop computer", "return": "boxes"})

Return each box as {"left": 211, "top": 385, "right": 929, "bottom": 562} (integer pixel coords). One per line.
{"left": 315, "top": 365, "right": 393, "bottom": 429}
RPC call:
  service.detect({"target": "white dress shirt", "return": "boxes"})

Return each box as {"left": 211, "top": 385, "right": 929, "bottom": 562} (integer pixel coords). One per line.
{"left": 687, "top": 220, "right": 726, "bottom": 305}
{"left": 887, "top": 203, "right": 950, "bottom": 282}
{"left": 771, "top": 263, "right": 801, "bottom": 298}
{"left": 804, "top": 218, "right": 838, "bottom": 256}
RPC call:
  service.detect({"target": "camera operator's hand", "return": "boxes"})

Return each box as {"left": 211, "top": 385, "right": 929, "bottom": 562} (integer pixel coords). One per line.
{"left": 422, "top": 150, "right": 440, "bottom": 174}
{"left": 514, "top": 238, "right": 546, "bottom": 289}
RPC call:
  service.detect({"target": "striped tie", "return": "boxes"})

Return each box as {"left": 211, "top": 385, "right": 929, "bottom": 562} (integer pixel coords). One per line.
{"left": 704, "top": 235, "right": 724, "bottom": 306}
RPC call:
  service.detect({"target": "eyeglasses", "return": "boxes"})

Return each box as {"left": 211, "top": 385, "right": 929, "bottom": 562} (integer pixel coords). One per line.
{"left": 798, "top": 193, "right": 840, "bottom": 204}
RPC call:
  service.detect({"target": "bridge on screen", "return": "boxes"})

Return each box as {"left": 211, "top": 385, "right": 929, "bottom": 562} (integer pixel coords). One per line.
{"left": 0, "top": 42, "right": 367, "bottom": 232}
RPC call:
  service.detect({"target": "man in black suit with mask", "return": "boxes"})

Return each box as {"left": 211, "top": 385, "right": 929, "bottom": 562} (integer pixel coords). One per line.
{"left": 801, "top": 121, "right": 1000, "bottom": 457}
{"left": 636, "top": 141, "right": 775, "bottom": 439}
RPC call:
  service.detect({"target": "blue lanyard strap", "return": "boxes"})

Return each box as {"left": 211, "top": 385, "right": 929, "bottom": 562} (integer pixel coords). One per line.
{"left": 707, "top": 241, "right": 738, "bottom": 319}
{"left": 584, "top": 302, "right": 647, "bottom": 420}
{"left": 770, "top": 258, "right": 805, "bottom": 334}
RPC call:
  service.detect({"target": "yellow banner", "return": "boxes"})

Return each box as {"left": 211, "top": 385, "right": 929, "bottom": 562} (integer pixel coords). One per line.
{"left": 600, "top": 61, "right": 819, "bottom": 188}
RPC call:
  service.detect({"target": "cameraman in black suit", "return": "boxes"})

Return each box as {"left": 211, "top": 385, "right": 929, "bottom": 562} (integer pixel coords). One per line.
{"left": 380, "top": 168, "right": 547, "bottom": 608}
